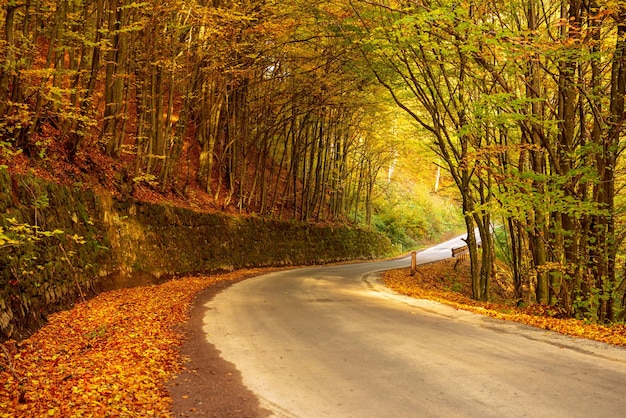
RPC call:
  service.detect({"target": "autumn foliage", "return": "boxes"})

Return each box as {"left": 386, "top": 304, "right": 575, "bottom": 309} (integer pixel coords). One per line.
{"left": 0, "top": 0, "right": 398, "bottom": 225}
{"left": 2, "top": 260, "right": 626, "bottom": 416}
{"left": 0, "top": 270, "right": 269, "bottom": 417}
{"left": 382, "top": 260, "right": 626, "bottom": 348}
{"left": 349, "top": 0, "right": 626, "bottom": 320}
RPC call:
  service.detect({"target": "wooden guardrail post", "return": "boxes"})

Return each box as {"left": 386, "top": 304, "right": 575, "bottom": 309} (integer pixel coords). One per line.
{"left": 452, "top": 245, "right": 469, "bottom": 270}
{"left": 410, "top": 251, "right": 417, "bottom": 276}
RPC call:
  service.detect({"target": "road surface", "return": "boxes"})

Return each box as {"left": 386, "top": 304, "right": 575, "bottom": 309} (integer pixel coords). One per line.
{"left": 202, "top": 238, "right": 626, "bottom": 417}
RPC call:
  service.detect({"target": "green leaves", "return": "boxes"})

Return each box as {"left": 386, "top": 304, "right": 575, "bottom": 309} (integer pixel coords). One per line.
{"left": 348, "top": 0, "right": 626, "bottom": 315}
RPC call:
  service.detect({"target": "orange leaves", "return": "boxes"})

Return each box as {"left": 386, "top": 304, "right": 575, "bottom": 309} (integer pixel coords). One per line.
{"left": 0, "top": 269, "right": 269, "bottom": 417}
{"left": 382, "top": 260, "right": 626, "bottom": 348}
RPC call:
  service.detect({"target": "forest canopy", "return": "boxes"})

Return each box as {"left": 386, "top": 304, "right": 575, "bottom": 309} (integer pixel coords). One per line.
{"left": 3, "top": 0, "right": 626, "bottom": 322}
{"left": 340, "top": 0, "right": 626, "bottom": 321}
{"left": 0, "top": 0, "right": 458, "bottom": 243}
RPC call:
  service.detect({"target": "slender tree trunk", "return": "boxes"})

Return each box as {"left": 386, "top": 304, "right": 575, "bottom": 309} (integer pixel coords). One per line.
{"left": 0, "top": 4, "right": 18, "bottom": 119}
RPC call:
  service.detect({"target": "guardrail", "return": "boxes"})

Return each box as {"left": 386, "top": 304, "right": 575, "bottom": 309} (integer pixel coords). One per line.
{"left": 451, "top": 245, "right": 469, "bottom": 258}
{"left": 451, "top": 245, "right": 469, "bottom": 270}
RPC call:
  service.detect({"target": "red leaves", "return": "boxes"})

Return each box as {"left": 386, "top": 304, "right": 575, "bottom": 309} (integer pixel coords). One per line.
{"left": 0, "top": 269, "right": 270, "bottom": 416}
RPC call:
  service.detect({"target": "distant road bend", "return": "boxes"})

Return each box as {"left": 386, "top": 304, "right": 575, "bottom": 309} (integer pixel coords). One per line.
{"left": 203, "top": 235, "right": 626, "bottom": 417}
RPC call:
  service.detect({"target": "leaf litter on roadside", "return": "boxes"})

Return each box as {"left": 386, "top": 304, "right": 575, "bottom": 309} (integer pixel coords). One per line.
{"left": 382, "top": 259, "right": 626, "bottom": 347}
{"left": 0, "top": 269, "right": 270, "bottom": 417}
{"left": 3, "top": 260, "right": 626, "bottom": 417}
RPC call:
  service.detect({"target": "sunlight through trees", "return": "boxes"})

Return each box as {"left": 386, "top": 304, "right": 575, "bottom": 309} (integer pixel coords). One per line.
{"left": 2, "top": 0, "right": 626, "bottom": 320}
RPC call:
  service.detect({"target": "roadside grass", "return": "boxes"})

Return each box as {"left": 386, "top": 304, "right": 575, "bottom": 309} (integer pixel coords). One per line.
{"left": 382, "top": 258, "right": 626, "bottom": 347}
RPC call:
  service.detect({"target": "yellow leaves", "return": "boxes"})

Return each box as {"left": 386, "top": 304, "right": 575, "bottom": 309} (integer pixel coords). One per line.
{"left": 0, "top": 268, "right": 272, "bottom": 416}
{"left": 68, "top": 234, "right": 86, "bottom": 245}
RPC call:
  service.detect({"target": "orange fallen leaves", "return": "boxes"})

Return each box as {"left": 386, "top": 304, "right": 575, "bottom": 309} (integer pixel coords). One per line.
{"left": 0, "top": 269, "right": 270, "bottom": 417}
{"left": 4, "top": 260, "right": 625, "bottom": 417}
{"left": 382, "top": 259, "right": 626, "bottom": 347}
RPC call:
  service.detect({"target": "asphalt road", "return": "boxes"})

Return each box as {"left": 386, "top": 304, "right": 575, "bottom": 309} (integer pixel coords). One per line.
{"left": 203, "top": 239, "right": 626, "bottom": 417}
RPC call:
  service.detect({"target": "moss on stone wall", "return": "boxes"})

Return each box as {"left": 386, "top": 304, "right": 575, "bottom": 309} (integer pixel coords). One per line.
{"left": 1, "top": 172, "right": 393, "bottom": 341}
{"left": 1, "top": 173, "right": 112, "bottom": 340}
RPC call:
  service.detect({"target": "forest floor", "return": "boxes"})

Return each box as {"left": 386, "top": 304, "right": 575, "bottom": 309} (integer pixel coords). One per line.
{"left": 382, "top": 258, "right": 626, "bottom": 347}
{"left": 2, "top": 258, "right": 626, "bottom": 417}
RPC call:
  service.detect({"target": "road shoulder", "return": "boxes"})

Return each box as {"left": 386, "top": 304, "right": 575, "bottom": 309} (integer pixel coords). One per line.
{"left": 167, "top": 279, "right": 271, "bottom": 417}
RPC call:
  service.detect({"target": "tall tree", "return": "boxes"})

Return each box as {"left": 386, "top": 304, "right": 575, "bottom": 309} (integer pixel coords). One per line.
{"left": 346, "top": 0, "right": 626, "bottom": 314}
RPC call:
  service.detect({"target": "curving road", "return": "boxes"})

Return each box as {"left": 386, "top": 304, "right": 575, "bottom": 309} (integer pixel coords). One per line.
{"left": 203, "top": 238, "right": 626, "bottom": 417}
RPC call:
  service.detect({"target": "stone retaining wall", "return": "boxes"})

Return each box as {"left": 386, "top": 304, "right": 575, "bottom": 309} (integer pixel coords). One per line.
{"left": 0, "top": 171, "right": 392, "bottom": 340}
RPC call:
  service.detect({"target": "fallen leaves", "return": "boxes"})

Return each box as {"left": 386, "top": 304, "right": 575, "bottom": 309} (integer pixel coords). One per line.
{"left": 0, "top": 269, "right": 271, "bottom": 417}
{"left": 4, "top": 259, "right": 625, "bottom": 417}
{"left": 382, "top": 259, "right": 626, "bottom": 347}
